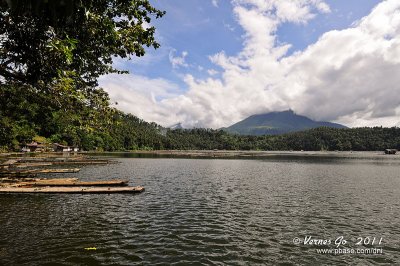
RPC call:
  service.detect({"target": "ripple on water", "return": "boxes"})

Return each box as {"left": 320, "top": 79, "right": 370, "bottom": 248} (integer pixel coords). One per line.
{"left": 1, "top": 157, "right": 400, "bottom": 265}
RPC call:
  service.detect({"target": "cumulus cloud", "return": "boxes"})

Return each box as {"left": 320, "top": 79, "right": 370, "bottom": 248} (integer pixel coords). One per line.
{"left": 98, "top": 74, "right": 182, "bottom": 126}
{"left": 285, "top": 0, "right": 400, "bottom": 125}
{"left": 169, "top": 50, "right": 189, "bottom": 69}
{"left": 101, "top": 0, "right": 400, "bottom": 128}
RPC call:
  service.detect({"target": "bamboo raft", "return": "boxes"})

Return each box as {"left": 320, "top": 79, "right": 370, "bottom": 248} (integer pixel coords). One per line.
{"left": 0, "top": 168, "right": 80, "bottom": 176}
{"left": 6, "top": 179, "right": 129, "bottom": 187}
{"left": 42, "top": 161, "right": 111, "bottom": 165}
{"left": 0, "top": 178, "right": 143, "bottom": 194}
{"left": 0, "top": 159, "right": 20, "bottom": 168}
{"left": 0, "top": 156, "right": 144, "bottom": 194}
{"left": 0, "top": 186, "right": 144, "bottom": 194}
{"left": 0, "top": 177, "right": 79, "bottom": 183}
{"left": 14, "top": 163, "right": 53, "bottom": 168}
{"left": 11, "top": 158, "right": 112, "bottom": 163}
{"left": 9, "top": 160, "right": 113, "bottom": 168}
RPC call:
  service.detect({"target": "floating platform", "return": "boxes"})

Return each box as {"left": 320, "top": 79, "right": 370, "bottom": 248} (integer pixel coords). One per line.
{"left": 0, "top": 186, "right": 144, "bottom": 194}
{"left": 11, "top": 179, "right": 129, "bottom": 187}
{"left": 8, "top": 160, "right": 114, "bottom": 169}
{"left": 0, "top": 159, "right": 20, "bottom": 168}
{"left": 0, "top": 177, "right": 79, "bottom": 183}
{"left": 15, "top": 163, "right": 53, "bottom": 168}
{"left": 0, "top": 156, "right": 142, "bottom": 194}
{"left": 0, "top": 168, "right": 80, "bottom": 176}
{"left": 45, "top": 161, "right": 111, "bottom": 165}
{"left": 14, "top": 158, "right": 112, "bottom": 163}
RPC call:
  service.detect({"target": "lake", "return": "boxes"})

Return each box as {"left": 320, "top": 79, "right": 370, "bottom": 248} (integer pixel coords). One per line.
{"left": 1, "top": 153, "right": 399, "bottom": 265}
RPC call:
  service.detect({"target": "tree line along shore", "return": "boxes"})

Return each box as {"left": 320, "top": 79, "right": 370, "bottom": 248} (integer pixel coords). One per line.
{"left": 1, "top": 109, "right": 399, "bottom": 153}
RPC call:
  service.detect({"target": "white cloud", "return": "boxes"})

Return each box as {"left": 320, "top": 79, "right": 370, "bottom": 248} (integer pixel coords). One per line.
{"left": 102, "top": 0, "right": 400, "bottom": 129}
{"left": 207, "top": 69, "right": 219, "bottom": 76}
{"left": 232, "top": 0, "right": 330, "bottom": 23}
{"left": 283, "top": 0, "right": 400, "bottom": 125}
{"left": 169, "top": 50, "right": 189, "bottom": 69}
{"left": 98, "top": 74, "right": 182, "bottom": 126}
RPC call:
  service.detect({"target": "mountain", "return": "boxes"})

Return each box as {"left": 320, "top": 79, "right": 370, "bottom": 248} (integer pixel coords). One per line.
{"left": 169, "top": 122, "right": 183, "bottom": 130}
{"left": 224, "top": 110, "right": 347, "bottom": 136}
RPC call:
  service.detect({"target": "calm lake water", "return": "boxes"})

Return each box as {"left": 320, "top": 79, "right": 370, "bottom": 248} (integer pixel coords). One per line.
{"left": 1, "top": 154, "right": 400, "bottom": 265}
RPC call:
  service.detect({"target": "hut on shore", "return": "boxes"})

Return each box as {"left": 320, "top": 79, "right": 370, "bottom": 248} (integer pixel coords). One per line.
{"left": 21, "top": 142, "right": 45, "bottom": 152}
{"left": 53, "top": 143, "right": 78, "bottom": 152}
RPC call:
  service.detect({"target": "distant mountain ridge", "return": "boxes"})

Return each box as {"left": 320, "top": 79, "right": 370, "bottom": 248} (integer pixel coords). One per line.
{"left": 169, "top": 122, "right": 183, "bottom": 130}
{"left": 224, "top": 110, "right": 347, "bottom": 136}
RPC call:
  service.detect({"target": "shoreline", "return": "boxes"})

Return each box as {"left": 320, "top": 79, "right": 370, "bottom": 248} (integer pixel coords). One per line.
{"left": 99, "top": 150, "right": 396, "bottom": 159}
{"left": 0, "top": 150, "right": 396, "bottom": 159}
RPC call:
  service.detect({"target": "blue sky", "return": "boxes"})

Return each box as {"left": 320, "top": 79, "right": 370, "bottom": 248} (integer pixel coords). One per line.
{"left": 127, "top": 0, "right": 381, "bottom": 88}
{"left": 277, "top": 0, "right": 382, "bottom": 52}
{"left": 100, "top": 0, "right": 400, "bottom": 128}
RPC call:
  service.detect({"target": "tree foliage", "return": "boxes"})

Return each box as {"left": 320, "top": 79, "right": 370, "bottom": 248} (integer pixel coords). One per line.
{"left": 0, "top": 0, "right": 167, "bottom": 151}
{"left": 0, "top": 0, "right": 165, "bottom": 88}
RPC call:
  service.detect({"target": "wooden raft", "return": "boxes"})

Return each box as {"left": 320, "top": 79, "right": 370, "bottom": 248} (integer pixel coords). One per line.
{"left": 0, "top": 177, "right": 143, "bottom": 194}
{"left": 0, "top": 177, "right": 79, "bottom": 183}
{"left": 0, "top": 168, "right": 80, "bottom": 176}
{"left": 11, "top": 179, "right": 129, "bottom": 187}
{"left": 0, "top": 186, "right": 144, "bottom": 194}
{"left": 0, "top": 159, "right": 20, "bottom": 169}
{"left": 14, "top": 158, "right": 112, "bottom": 164}
{"left": 0, "top": 156, "right": 143, "bottom": 194}
{"left": 14, "top": 163, "right": 53, "bottom": 168}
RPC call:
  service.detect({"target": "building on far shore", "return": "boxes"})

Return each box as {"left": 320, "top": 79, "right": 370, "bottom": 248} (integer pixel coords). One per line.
{"left": 20, "top": 142, "right": 78, "bottom": 153}
{"left": 21, "top": 142, "right": 45, "bottom": 152}
{"left": 53, "top": 143, "right": 79, "bottom": 152}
